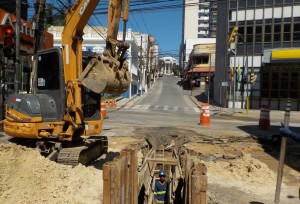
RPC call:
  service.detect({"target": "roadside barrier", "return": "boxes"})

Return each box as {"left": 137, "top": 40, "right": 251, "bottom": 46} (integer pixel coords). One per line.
{"left": 200, "top": 103, "right": 210, "bottom": 126}
{"left": 101, "top": 100, "right": 107, "bottom": 119}
{"left": 259, "top": 105, "right": 270, "bottom": 130}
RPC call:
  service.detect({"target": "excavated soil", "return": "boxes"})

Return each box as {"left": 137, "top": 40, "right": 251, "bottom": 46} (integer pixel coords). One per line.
{"left": 0, "top": 127, "right": 299, "bottom": 203}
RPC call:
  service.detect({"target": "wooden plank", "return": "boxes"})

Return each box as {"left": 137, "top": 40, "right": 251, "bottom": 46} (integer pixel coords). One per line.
{"left": 103, "top": 163, "right": 111, "bottom": 204}
{"left": 121, "top": 149, "right": 131, "bottom": 204}
{"left": 194, "top": 163, "right": 207, "bottom": 175}
{"left": 146, "top": 158, "right": 179, "bottom": 165}
{"left": 191, "top": 175, "right": 200, "bottom": 204}
{"left": 110, "top": 163, "right": 116, "bottom": 204}
{"left": 120, "top": 156, "right": 126, "bottom": 204}
{"left": 199, "top": 175, "right": 207, "bottom": 203}
{"left": 113, "top": 157, "right": 121, "bottom": 204}
{"left": 130, "top": 147, "right": 138, "bottom": 204}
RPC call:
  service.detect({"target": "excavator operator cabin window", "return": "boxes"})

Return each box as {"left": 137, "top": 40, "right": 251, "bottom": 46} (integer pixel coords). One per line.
{"left": 37, "top": 51, "right": 60, "bottom": 90}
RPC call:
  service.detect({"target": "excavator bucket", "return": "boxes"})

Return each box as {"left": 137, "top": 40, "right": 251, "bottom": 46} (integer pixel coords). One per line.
{"left": 78, "top": 51, "right": 131, "bottom": 94}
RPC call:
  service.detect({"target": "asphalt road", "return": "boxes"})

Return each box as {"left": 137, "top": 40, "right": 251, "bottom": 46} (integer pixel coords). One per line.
{"left": 105, "top": 75, "right": 300, "bottom": 135}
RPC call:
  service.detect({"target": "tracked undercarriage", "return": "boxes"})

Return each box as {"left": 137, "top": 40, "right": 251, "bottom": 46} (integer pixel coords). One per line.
{"left": 36, "top": 136, "right": 108, "bottom": 166}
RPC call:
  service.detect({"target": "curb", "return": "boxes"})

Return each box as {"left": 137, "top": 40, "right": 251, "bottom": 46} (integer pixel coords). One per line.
{"left": 115, "top": 96, "right": 124, "bottom": 102}
{"left": 189, "top": 96, "right": 201, "bottom": 108}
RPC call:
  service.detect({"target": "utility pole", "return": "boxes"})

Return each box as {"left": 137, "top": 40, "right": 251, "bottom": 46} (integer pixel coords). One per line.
{"left": 34, "top": 0, "right": 46, "bottom": 54}
{"left": 228, "top": 25, "right": 238, "bottom": 113}
{"left": 15, "top": 0, "right": 21, "bottom": 93}
{"left": 139, "top": 36, "right": 143, "bottom": 94}
{"left": 146, "top": 35, "right": 151, "bottom": 89}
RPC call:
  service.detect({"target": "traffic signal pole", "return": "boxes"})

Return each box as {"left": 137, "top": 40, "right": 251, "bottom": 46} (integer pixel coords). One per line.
{"left": 15, "top": 0, "right": 21, "bottom": 93}
{"left": 228, "top": 26, "right": 238, "bottom": 113}
{"left": 233, "top": 36, "right": 237, "bottom": 114}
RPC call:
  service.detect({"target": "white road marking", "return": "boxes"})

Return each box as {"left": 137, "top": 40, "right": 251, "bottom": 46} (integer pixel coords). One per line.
{"left": 131, "top": 105, "right": 142, "bottom": 109}
{"left": 194, "top": 107, "right": 200, "bottom": 113}
{"left": 163, "top": 106, "right": 169, "bottom": 110}
{"left": 141, "top": 105, "right": 151, "bottom": 110}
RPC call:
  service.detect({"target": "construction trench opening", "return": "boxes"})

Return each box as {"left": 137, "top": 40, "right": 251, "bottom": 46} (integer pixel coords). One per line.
{"left": 102, "top": 136, "right": 207, "bottom": 204}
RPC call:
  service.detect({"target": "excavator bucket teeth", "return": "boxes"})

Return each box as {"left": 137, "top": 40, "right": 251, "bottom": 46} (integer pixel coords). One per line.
{"left": 78, "top": 55, "right": 131, "bottom": 94}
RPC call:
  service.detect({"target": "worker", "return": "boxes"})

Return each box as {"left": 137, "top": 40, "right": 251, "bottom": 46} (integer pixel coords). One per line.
{"left": 154, "top": 169, "right": 168, "bottom": 203}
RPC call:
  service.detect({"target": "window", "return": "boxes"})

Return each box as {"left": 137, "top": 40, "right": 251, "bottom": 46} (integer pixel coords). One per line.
{"left": 264, "top": 25, "right": 272, "bottom": 42}
{"left": 37, "top": 51, "right": 60, "bottom": 90}
{"left": 246, "top": 26, "right": 253, "bottom": 43}
{"left": 283, "top": 24, "right": 291, "bottom": 42}
{"left": 255, "top": 26, "right": 262, "bottom": 43}
{"left": 294, "top": 23, "right": 300, "bottom": 41}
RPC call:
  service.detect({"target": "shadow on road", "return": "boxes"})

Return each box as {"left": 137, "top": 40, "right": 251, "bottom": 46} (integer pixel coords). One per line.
{"left": 237, "top": 124, "right": 300, "bottom": 173}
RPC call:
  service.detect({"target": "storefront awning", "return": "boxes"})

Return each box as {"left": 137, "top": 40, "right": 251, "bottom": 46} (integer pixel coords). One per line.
{"left": 188, "top": 67, "right": 215, "bottom": 73}
{"left": 272, "top": 49, "right": 300, "bottom": 60}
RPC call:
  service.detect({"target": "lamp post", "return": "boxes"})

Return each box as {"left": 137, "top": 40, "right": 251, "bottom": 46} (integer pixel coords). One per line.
{"left": 237, "top": 33, "right": 249, "bottom": 113}
{"left": 191, "top": 67, "right": 193, "bottom": 96}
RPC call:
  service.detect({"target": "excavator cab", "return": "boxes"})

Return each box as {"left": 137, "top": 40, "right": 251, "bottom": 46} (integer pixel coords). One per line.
{"left": 34, "top": 48, "right": 101, "bottom": 121}
{"left": 34, "top": 48, "right": 66, "bottom": 122}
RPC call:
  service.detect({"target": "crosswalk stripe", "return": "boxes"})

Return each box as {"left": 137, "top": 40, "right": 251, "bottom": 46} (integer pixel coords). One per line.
{"left": 124, "top": 105, "right": 132, "bottom": 109}
{"left": 194, "top": 107, "right": 200, "bottom": 113}
{"left": 122, "top": 105, "right": 201, "bottom": 114}
{"left": 141, "top": 105, "right": 151, "bottom": 109}
{"left": 131, "top": 105, "right": 142, "bottom": 109}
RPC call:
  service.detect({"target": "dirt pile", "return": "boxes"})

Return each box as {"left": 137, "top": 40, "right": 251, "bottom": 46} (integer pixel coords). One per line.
{"left": 0, "top": 143, "right": 103, "bottom": 204}
{"left": 204, "top": 153, "right": 277, "bottom": 195}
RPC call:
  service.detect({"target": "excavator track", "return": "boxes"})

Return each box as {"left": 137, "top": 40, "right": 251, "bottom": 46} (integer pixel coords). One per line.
{"left": 57, "top": 136, "right": 108, "bottom": 166}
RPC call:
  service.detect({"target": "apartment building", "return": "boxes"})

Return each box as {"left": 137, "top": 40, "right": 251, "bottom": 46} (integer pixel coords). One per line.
{"left": 180, "top": 0, "right": 218, "bottom": 70}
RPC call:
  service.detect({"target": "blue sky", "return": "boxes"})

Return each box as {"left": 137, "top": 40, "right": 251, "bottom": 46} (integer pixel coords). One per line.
{"left": 28, "top": 0, "right": 183, "bottom": 59}
{"left": 128, "top": 9, "right": 182, "bottom": 59}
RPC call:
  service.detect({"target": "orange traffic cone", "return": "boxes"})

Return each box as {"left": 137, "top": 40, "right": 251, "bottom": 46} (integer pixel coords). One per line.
{"left": 200, "top": 103, "right": 210, "bottom": 126}
{"left": 101, "top": 100, "right": 107, "bottom": 119}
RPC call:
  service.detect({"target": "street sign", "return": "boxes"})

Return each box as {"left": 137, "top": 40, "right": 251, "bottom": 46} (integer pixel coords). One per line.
{"left": 222, "top": 81, "right": 229, "bottom": 86}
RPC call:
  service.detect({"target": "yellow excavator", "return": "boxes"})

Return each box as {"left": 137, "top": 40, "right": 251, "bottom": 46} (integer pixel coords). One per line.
{"left": 3, "top": 0, "right": 131, "bottom": 166}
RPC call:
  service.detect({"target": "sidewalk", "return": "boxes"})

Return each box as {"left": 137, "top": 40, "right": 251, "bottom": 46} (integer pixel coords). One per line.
{"left": 189, "top": 87, "right": 300, "bottom": 120}
{"left": 115, "top": 93, "right": 144, "bottom": 108}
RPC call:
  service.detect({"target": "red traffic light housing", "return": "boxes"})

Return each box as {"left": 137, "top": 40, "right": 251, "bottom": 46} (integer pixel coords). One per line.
{"left": 4, "top": 26, "right": 14, "bottom": 35}
{"left": 2, "top": 24, "right": 15, "bottom": 58}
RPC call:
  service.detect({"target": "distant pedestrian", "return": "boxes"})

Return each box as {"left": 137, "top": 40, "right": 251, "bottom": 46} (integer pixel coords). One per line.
{"left": 154, "top": 169, "right": 168, "bottom": 203}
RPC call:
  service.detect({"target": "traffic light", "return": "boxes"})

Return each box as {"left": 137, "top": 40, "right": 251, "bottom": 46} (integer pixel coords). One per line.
{"left": 228, "top": 26, "right": 238, "bottom": 44}
{"left": 2, "top": 24, "right": 15, "bottom": 58}
{"left": 250, "top": 72, "right": 255, "bottom": 84}
{"left": 205, "top": 76, "right": 209, "bottom": 83}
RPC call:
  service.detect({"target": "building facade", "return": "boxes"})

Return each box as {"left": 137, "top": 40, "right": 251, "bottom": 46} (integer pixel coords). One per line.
{"left": 180, "top": 0, "right": 218, "bottom": 70}
{"left": 160, "top": 57, "right": 177, "bottom": 75}
{"left": 215, "top": 0, "right": 300, "bottom": 110}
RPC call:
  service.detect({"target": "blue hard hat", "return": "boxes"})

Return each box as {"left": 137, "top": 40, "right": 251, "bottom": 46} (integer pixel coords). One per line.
{"left": 159, "top": 169, "right": 166, "bottom": 176}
